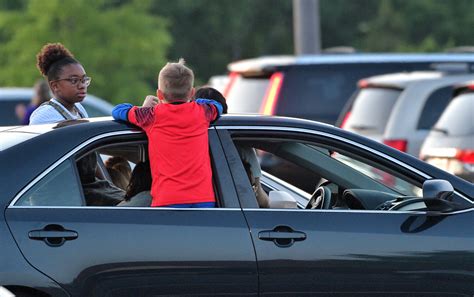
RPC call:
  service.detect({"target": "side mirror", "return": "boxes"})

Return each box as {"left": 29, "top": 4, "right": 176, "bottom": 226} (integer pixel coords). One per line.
{"left": 422, "top": 179, "right": 454, "bottom": 200}
{"left": 268, "top": 191, "right": 297, "bottom": 209}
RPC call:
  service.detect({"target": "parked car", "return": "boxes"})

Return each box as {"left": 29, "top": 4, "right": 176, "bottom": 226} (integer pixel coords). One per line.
{"left": 225, "top": 53, "right": 474, "bottom": 124}
{"left": 207, "top": 75, "right": 230, "bottom": 93}
{"left": 1, "top": 115, "right": 473, "bottom": 296}
{"left": 420, "top": 81, "right": 474, "bottom": 182}
{"left": 339, "top": 71, "right": 474, "bottom": 157}
{"left": 0, "top": 87, "right": 114, "bottom": 126}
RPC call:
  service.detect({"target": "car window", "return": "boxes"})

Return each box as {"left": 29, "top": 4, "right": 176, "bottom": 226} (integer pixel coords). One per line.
{"left": 0, "top": 100, "right": 25, "bottom": 126}
{"left": 344, "top": 88, "right": 401, "bottom": 133}
{"left": 434, "top": 93, "right": 474, "bottom": 135}
{"left": 232, "top": 137, "right": 421, "bottom": 210}
{"left": 417, "top": 86, "right": 454, "bottom": 129}
{"left": 14, "top": 137, "right": 224, "bottom": 208}
{"left": 16, "top": 160, "right": 84, "bottom": 206}
{"left": 330, "top": 152, "right": 420, "bottom": 196}
{"left": 227, "top": 76, "right": 269, "bottom": 113}
{"left": 275, "top": 64, "right": 412, "bottom": 123}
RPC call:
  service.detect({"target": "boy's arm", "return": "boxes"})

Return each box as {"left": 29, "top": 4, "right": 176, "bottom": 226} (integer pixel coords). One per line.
{"left": 195, "top": 99, "right": 223, "bottom": 122}
{"left": 112, "top": 103, "right": 155, "bottom": 130}
{"left": 112, "top": 103, "right": 133, "bottom": 122}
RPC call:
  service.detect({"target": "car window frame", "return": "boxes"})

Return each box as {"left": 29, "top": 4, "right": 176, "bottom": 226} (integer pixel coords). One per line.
{"left": 9, "top": 129, "right": 240, "bottom": 209}
{"left": 216, "top": 125, "right": 472, "bottom": 211}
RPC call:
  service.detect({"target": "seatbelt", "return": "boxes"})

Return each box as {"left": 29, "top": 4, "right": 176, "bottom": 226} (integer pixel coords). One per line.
{"left": 41, "top": 100, "right": 86, "bottom": 120}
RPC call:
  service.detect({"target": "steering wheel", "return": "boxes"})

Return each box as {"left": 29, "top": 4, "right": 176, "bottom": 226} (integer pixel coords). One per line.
{"left": 306, "top": 186, "right": 332, "bottom": 210}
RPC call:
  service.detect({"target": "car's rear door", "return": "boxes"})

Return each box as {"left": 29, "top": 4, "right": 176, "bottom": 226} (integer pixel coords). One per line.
{"left": 217, "top": 127, "right": 474, "bottom": 297}
{"left": 5, "top": 129, "right": 257, "bottom": 297}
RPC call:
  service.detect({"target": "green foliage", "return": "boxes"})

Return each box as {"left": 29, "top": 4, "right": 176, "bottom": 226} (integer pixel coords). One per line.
{"left": 150, "top": 0, "right": 293, "bottom": 85}
{"left": 0, "top": 0, "right": 473, "bottom": 101}
{"left": 0, "top": 0, "right": 171, "bottom": 104}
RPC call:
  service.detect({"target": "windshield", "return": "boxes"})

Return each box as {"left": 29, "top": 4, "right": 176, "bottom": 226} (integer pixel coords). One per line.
{"left": 227, "top": 76, "right": 269, "bottom": 113}
{"left": 345, "top": 88, "right": 401, "bottom": 134}
{"left": 434, "top": 93, "right": 474, "bottom": 135}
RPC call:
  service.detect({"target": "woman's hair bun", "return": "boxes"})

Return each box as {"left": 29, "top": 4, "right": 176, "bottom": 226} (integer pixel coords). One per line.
{"left": 36, "top": 43, "right": 75, "bottom": 76}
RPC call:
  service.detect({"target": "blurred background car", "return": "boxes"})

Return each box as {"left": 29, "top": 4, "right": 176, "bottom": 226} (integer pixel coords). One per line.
{"left": 0, "top": 87, "right": 113, "bottom": 126}
{"left": 420, "top": 81, "right": 474, "bottom": 182}
{"left": 207, "top": 75, "right": 230, "bottom": 93}
{"left": 338, "top": 70, "right": 474, "bottom": 157}
{"left": 224, "top": 53, "right": 474, "bottom": 124}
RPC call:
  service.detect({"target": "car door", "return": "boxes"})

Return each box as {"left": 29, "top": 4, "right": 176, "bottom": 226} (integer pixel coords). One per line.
{"left": 217, "top": 127, "right": 474, "bottom": 297}
{"left": 5, "top": 129, "right": 258, "bottom": 297}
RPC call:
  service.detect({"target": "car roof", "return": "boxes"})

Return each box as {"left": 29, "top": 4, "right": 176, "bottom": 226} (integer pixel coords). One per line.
{"left": 228, "top": 53, "right": 474, "bottom": 73}
{"left": 363, "top": 71, "right": 474, "bottom": 89}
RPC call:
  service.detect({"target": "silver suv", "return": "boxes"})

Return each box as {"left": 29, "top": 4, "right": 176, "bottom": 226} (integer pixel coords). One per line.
{"left": 420, "top": 81, "right": 474, "bottom": 182}
{"left": 340, "top": 71, "right": 474, "bottom": 157}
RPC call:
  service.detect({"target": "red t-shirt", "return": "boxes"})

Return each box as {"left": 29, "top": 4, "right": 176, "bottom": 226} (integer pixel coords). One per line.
{"left": 128, "top": 101, "right": 218, "bottom": 206}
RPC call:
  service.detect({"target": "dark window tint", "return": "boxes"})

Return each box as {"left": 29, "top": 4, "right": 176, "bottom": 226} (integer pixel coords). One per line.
{"left": 345, "top": 88, "right": 401, "bottom": 134}
{"left": 0, "top": 100, "right": 26, "bottom": 126}
{"left": 435, "top": 93, "right": 474, "bottom": 135}
{"left": 227, "top": 76, "right": 269, "bottom": 113}
{"left": 16, "top": 160, "right": 84, "bottom": 206}
{"left": 417, "top": 86, "right": 453, "bottom": 129}
{"left": 275, "top": 64, "right": 424, "bottom": 124}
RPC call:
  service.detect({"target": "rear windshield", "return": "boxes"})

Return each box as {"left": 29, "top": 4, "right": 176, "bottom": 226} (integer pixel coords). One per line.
{"left": 344, "top": 88, "right": 401, "bottom": 133}
{"left": 227, "top": 76, "right": 269, "bottom": 113}
{"left": 434, "top": 93, "right": 474, "bottom": 135}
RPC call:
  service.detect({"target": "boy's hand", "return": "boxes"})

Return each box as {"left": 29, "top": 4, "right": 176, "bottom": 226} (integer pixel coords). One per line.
{"left": 142, "top": 95, "right": 159, "bottom": 108}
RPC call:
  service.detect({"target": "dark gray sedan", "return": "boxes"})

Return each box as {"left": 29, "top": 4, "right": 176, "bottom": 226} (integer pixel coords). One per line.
{"left": 0, "top": 115, "right": 473, "bottom": 297}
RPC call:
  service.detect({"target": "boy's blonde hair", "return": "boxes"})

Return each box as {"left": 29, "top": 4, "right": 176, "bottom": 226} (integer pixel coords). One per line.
{"left": 158, "top": 58, "right": 194, "bottom": 101}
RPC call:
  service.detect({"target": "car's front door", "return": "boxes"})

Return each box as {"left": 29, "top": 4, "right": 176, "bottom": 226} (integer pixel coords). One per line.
{"left": 218, "top": 128, "right": 474, "bottom": 297}
{"left": 5, "top": 130, "right": 258, "bottom": 297}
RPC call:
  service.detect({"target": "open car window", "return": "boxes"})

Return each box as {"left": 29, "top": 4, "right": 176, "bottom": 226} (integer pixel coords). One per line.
{"left": 232, "top": 135, "right": 422, "bottom": 211}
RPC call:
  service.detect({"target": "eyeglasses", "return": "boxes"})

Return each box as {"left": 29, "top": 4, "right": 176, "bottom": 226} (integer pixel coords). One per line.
{"left": 52, "top": 76, "right": 92, "bottom": 87}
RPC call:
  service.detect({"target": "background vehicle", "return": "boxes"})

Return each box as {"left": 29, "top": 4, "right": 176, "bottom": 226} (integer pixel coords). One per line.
{"left": 207, "top": 75, "right": 230, "bottom": 93}
{"left": 0, "top": 87, "right": 114, "bottom": 126}
{"left": 0, "top": 115, "right": 473, "bottom": 296}
{"left": 225, "top": 53, "right": 474, "bottom": 124}
{"left": 420, "top": 81, "right": 474, "bottom": 182}
{"left": 339, "top": 71, "right": 474, "bottom": 157}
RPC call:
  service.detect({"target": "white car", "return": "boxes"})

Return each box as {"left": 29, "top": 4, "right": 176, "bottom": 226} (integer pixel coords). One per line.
{"left": 340, "top": 71, "right": 474, "bottom": 157}
{"left": 0, "top": 87, "right": 114, "bottom": 126}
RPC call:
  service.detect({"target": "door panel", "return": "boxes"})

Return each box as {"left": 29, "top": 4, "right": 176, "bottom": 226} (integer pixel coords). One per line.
{"left": 6, "top": 208, "right": 257, "bottom": 297}
{"left": 244, "top": 209, "right": 474, "bottom": 296}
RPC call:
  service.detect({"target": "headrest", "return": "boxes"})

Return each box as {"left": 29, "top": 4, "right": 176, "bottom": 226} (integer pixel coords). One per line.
{"left": 268, "top": 191, "right": 298, "bottom": 209}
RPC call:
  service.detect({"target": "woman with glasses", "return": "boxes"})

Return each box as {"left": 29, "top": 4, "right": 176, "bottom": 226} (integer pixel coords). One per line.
{"left": 30, "top": 43, "right": 91, "bottom": 125}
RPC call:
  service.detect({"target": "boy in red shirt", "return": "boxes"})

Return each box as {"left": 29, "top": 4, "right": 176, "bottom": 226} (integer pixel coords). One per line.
{"left": 112, "top": 59, "right": 222, "bottom": 207}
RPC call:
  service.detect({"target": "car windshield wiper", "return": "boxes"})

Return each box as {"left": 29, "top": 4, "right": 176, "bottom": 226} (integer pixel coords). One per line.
{"left": 431, "top": 127, "right": 449, "bottom": 135}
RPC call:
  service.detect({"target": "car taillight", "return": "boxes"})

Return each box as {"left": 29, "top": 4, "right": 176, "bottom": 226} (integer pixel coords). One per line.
{"left": 260, "top": 72, "right": 284, "bottom": 115}
{"left": 223, "top": 72, "right": 239, "bottom": 98}
{"left": 340, "top": 111, "right": 351, "bottom": 128}
{"left": 358, "top": 79, "right": 369, "bottom": 88}
{"left": 383, "top": 139, "right": 407, "bottom": 152}
{"left": 456, "top": 149, "right": 474, "bottom": 164}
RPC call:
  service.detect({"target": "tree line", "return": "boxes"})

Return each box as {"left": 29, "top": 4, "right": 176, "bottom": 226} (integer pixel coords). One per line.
{"left": 0, "top": 0, "right": 472, "bottom": 104}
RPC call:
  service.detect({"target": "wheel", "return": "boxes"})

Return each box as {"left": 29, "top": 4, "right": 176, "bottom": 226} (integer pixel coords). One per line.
{"left": 306, "top": 186, "right": 332, "bottom": 209}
